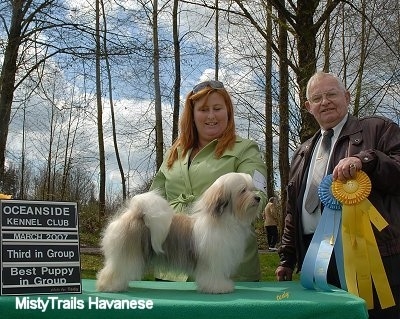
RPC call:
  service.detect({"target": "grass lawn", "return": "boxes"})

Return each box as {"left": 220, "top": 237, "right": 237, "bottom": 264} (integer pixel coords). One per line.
{"left": 80, "top": 252, "right": 299, "bottom": 282}
{"left": 80, "top": 253, "right": 103, "bottom": 279}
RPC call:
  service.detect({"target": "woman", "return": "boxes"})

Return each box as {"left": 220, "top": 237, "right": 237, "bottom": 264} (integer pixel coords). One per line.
{"left": 150, "top": 80, "right": 267, "bottom": 281}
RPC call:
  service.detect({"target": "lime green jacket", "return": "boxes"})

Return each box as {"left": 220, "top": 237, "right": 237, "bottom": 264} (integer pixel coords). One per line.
{"left": 150, "top": 136, "right": 267, "bottom": 281}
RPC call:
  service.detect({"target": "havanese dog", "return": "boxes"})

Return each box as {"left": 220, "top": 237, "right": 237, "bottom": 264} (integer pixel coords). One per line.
{"left": 96, "top": 172, "right": 261, "bottom": 294}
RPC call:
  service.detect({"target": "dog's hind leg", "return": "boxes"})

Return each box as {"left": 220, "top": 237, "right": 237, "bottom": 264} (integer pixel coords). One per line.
{"left": 96, "top": 213, "right": 146, "bottom": 292}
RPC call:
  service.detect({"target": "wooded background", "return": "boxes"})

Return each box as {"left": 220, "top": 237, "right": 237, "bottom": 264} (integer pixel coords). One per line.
{"left": 1, "top": 0, "right": 399, "bottom": 220}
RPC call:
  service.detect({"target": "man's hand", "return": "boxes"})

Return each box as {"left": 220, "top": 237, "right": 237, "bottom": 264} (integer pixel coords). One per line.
{"left": 275, "top": 266, "right": 293, "bottom": 281}
{"left": 332, "top": 156, "right": 362, "bottom": 181}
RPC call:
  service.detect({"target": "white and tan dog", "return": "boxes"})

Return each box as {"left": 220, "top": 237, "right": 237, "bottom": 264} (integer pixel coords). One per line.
{"left": 96, "top": 172, "right": 261, "bottom": 294}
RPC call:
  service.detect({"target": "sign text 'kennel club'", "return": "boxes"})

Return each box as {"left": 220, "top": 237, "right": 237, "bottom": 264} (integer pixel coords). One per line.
{"left": 0, "top": 200, "right": 81, "bottom": 295}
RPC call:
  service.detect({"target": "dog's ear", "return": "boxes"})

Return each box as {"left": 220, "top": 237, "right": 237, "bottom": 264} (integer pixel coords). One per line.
{"left": 211, "top": 198, "right": 229, "bottom": 217}
{"left": 201, "top": 181, "right": 230, "bottom": 217}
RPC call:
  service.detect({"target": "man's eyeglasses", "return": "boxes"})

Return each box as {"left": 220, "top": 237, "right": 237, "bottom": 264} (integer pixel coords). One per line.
{"left": 192, "top": 80, "right": 225, "bottom": 94}
{"left": 309, "top": 90, "right": 342, "bottom": 104}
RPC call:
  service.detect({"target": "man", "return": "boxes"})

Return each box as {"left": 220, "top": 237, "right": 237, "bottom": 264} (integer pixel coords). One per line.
{"left": 275, "top": 71, "right": 400, "bottom": 319}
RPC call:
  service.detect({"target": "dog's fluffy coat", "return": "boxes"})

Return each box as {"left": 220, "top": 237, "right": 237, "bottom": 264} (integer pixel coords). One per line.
{"left": 96, "top": 172, "right": 261, "bottom": 294}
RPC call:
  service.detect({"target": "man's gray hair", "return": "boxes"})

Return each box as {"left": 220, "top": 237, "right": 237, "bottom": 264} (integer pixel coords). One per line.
{"left": 306, "top": 71, "right": 347, "bottom": 100}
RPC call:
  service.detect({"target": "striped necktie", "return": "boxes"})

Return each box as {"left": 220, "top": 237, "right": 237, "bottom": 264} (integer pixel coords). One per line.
{"left": 304, "top": 129, "right": 334, "bottom": 214}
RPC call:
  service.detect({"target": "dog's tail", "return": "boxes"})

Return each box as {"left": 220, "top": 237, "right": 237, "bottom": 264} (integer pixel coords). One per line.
{"left": 135, "top": 190, "right": 174, "bottom": 254}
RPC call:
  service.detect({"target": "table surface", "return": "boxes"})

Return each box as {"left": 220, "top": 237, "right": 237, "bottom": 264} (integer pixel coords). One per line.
{"left": 0, "top": 279, "right": 368, "bottom": 319}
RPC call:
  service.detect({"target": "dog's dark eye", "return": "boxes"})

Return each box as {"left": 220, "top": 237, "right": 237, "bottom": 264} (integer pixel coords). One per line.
{"left": 240, "top": 188, "right": 246, "bottom": 194}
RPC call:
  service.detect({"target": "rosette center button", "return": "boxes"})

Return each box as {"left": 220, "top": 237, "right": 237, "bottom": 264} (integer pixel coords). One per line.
{"left": 343, "top": 180, "right": 359, "bottom": 193}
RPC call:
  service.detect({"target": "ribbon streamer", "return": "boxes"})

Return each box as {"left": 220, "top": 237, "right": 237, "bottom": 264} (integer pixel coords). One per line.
{"left": 301, "top": 175, "right": 342, "bottom": 291}
{"left": 332, "top": 171, "right": 394, "bottom": 310}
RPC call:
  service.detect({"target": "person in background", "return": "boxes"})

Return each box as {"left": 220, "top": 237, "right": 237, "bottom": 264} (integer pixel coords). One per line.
{"left": 263, "top": 197, "right": 279, "bottom": 251}
{"left": 275, "top": 71, "right": 400, "bottom": 319}
{"left": 150, "top": 80, "right": 267, "bottom": 282}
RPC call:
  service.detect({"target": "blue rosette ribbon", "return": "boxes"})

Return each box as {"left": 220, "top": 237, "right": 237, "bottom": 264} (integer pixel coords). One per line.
{"left": 301, "top": 174, "right": 346, "bottom": 291}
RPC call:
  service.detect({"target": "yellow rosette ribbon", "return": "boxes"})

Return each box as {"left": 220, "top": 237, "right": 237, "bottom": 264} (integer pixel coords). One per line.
{"left": 332, "top": 170, "right": 395, "bottom": 310}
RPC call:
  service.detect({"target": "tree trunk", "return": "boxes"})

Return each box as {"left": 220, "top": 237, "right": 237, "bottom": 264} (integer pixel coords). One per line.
{"left": 95, "top": 0, "right": 106, "bottom": 217}
{"left": 0, "top": 0, "right": 24, "bottom": 184}
{"left": 264, "top": 2, "right": 275, "bottom": 199}
{"left": 19, "top": 104, "right": 27, "bottom": 198}
{"left": 101, "top": 0, "right": 127, "bottom": 200}
{"left": 215, "top": 0, "right": 219, "bottom": 80}
{"left": 277, "top": 0, "right": 290, "bottom": 235}
{"left": 323, "top": 0, "right": 332, "bottom": 72}
{"left": 153, "top": 0, "right": 164, "bottom": 170}
{"left": 353, "top": 0, "right": 367, "bottom": 116}
{"left": 61, "top": 97, "right": 78, "bottom": 201}
{"left": 44, "top": 97, "right": 56, "bottom": 201}
{"left": 172, "top": 0, "right": 181, "bottom": 142}
{"left": 296, "top": 0, "right": 320, "bottom": 142}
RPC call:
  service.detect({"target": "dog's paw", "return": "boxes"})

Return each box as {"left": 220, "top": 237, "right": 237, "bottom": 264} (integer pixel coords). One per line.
{"left": 196, "top": 279, "right": 234, "bottom": 294}
{"left": 96, "top": 268, "right": 129, "bottom": 292}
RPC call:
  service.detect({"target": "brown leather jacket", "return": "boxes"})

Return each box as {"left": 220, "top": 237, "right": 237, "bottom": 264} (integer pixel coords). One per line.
{"left": 279, "top": 114, "right": 400, "bottom": 272}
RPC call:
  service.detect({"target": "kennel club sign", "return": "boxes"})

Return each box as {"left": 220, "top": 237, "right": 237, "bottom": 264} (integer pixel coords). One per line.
{"left": 0, "top": 200, "right": 81, "bottom": 295}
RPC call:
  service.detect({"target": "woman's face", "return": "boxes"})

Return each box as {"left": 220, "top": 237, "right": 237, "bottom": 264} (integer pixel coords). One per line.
{"left": 193, "top": 91, "right": 229, "bottom": 147}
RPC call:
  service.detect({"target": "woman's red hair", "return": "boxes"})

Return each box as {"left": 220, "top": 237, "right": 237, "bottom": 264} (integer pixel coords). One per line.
{"left": 166, "top": 86, "right": 236, "bottom": 169}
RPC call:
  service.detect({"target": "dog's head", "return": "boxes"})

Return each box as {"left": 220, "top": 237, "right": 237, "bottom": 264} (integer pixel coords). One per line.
{"left": 197, "top": 172, "right": 261, "bottom": 224}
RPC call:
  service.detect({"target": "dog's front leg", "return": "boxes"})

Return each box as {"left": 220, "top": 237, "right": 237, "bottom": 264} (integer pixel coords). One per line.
{"left": 195, "top": 264, "right": 234, "bottom": 294}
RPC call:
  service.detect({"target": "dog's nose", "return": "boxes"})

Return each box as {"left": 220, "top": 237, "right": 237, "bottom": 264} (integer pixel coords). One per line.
{"left": 255, "top": 196, "right": 261, "bottom": 202}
